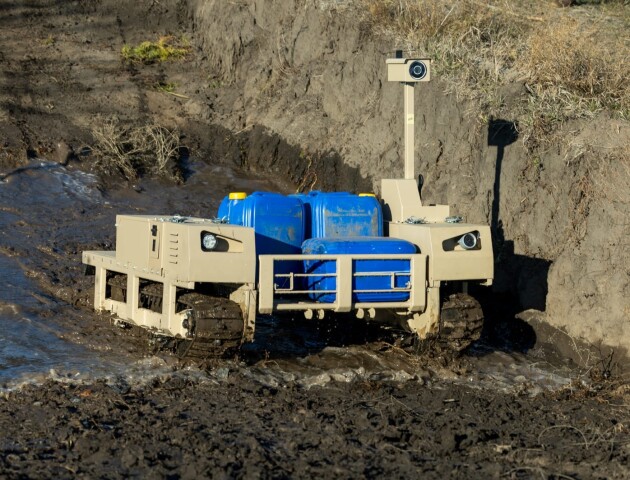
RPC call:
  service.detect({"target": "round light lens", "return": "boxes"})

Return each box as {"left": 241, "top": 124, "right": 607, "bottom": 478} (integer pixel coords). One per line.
{"left": 202, "top": 233, "right": 218, "bottom": 251}
{"left": 458, "top": 233, "right": 477, "bottom": 250}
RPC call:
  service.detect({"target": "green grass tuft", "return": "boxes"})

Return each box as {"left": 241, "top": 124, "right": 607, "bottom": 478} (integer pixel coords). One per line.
{"left": 121, "top": 36, "right": 190, "bottom": 64}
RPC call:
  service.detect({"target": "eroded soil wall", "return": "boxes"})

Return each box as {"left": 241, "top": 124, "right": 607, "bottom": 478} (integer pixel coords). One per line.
{"left": 187, "top": 0, "right": 629, "bottom": 355}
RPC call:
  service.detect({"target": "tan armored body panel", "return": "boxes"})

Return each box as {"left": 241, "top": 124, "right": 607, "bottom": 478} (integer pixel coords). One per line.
{"left": 83, "top": 215, "right": 258, "bottom": 341}
{"left": 111, "top": 215, "right": 256, "bottom": 284}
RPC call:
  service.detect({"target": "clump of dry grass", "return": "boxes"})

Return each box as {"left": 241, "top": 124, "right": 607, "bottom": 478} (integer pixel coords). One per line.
{"left": 528, "top": 20, "right": 625, "bottom": 102}
{"left": 521, "top": 14, "right": 629, "bottom": 147}
{"left": 91, "top": 116, "right": 183, "bottom": 181}
{"left": 359, "top": 0, "right": 629, "bottom": 149}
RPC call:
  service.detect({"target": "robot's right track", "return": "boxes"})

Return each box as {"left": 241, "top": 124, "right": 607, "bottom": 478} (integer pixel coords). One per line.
{"left": 437, "top": 293, "right": 484, "bottom": 353}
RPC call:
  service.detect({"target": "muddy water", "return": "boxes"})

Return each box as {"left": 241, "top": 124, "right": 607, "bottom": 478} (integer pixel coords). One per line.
{"left": 240, "top": 317, "right": 577, "bottom": 395}
{"left": 0, "top": 159, "right": 281, "bottom": 389}
{"left": 0, "top": 160, "right": 578, "bottom": 393}
{"left": 0, "top": 253, "right": 98, "bottom": 384}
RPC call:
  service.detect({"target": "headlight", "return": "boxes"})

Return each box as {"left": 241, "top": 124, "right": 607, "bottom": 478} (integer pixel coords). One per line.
{"left": 458, "top": 232, "right": 477, "bottom": 250}
{"left": 201, "top": 232, "right": 218, "bottom": 251}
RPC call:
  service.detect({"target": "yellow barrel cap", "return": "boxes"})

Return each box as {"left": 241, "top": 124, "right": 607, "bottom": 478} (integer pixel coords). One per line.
{"left": 358, "top": 193, "right": 376, "bottom": 197}
{"left": 229, "top": 192, "right": 247, "bottom": 200}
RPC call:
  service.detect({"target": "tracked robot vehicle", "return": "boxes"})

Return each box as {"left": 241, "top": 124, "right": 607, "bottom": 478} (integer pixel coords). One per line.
{"left": 83, "top": 53, "right": 493, "bottom": 356}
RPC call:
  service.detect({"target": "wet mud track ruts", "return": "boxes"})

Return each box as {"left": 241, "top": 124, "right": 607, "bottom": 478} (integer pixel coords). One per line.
{"left": 0, "top": 373, "right": 628, "bottom": 479}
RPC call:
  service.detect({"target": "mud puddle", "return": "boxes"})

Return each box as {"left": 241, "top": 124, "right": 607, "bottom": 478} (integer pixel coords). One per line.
{"left": 237, "top": 315, "right": 577, "bottom": 395}
{"left": 242, "top": 345, "right": 577, "bottom": 395}
{"left": 1, "top": 158, "right": 581, "bottom": 395}
{"left": 0, "top": 252, "right": 108, "bottom": 387}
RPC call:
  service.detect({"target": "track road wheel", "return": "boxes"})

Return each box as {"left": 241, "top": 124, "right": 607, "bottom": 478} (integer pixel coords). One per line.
{"left": 437, "top": 293, "right": 484, "bottom": 354}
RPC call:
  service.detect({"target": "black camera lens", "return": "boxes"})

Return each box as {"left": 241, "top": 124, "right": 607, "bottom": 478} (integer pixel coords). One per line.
{"left": 408, "top": 61, "right": 427, "bottom": 80}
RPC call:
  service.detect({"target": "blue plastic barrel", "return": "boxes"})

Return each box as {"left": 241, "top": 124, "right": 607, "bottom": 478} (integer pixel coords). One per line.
{"left": 302, "top": 237, "right": 416, "bottom": 303}
{"left": 217, "top": 192, "right": 305, "bottom": 255}
{"left": 291, "top": 191, "right": 345, "bottom": 238}
{"left": 217, "top": 192, "right": 246, "bottom": 223}
{"left": 293, "top": 191, "right": 383, "bottom": 238}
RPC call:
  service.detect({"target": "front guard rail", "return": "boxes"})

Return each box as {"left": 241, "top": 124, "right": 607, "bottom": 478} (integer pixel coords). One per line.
{"left": 258, "top": 253, "right": 428, "bottom": 314}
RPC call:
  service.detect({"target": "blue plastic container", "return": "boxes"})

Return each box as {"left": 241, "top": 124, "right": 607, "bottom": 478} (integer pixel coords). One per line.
{"left": 302, "top": 237, "right": 416, "bottom": 303}
{"left": 217, "top": 192, "right": 246, "bottom": 224}
{"left": 217, "top": 192, "right": 305, "bottom": 255}
{"left": 292, "top": 191, "right": 383, "bottom": 239}
{"left": 290, "top": 192, "right": 314, "bottom": 238}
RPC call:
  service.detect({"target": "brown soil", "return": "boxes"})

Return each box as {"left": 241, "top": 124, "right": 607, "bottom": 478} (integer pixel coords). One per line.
{"left": 1, "top": 373, "right": 629, "bottom": 479}
{"left": 0, "top": 1, "right": 628, "bottom": 478}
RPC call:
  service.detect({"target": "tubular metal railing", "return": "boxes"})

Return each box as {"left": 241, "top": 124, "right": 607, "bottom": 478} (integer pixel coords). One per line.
{"left": 258, "top": 253, "right": 427, "bottom": 314}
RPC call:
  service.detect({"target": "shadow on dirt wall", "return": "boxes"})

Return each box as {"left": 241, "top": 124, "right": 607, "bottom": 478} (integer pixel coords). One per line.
{"left": 200, "top": 122, "right": 553, "bottom": 356}
{"left": 198, "top": 123, "right": 373, "bottom": 193}
{"left": 477, "top": 118, "right": 551, "bottom": 353}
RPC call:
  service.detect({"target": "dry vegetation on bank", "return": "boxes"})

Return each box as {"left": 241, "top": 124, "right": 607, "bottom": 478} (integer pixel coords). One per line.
{"left": 86, "top": 36, "right": 191, "bottom": 180}
{"left": 91, "top": 116, "right": 184, "bottom": 181}
{"left": 358, "top": 0, "right": 629, "bottom": 150}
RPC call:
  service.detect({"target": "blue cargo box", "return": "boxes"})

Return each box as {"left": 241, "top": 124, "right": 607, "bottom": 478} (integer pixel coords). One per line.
{"left": 291, "top": 191, "right": 383, "bottom": 239}
{"left": 302, "top": 237, "right": 416, "bottom": 303}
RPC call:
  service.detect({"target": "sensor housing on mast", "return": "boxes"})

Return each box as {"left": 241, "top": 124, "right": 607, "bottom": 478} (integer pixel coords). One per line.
{"left": 385, "top": 55, "right": 431, "bottom": 183}
{"left": 386, "top": 57, "right": 431, "bottom": 83}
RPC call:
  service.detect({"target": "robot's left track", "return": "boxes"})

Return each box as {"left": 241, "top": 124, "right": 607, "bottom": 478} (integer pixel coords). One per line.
{"left": 175, "top": 292, "right": 245, "bottom": 358}
{"left": 107, "top": 275, "right": 246, "bottom": 359}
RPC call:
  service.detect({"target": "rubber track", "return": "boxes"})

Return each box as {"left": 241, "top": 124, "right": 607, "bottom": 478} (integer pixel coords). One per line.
{"left": 176, "top": 292, "right": 245, "bottom": 359}
{"left": 140, "top": 282, "right": 163, "bottom": 312}
{"left": 107, "top": 274, "right": 127, "bottom": 302}
{"left": 105, "top": 275, "right": 245, "bottom": 358}
{"left": 438, "top": 293, "right": 484, "bottom": 353}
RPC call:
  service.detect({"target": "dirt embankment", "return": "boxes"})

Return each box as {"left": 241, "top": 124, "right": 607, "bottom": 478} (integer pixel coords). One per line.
{"left": 184, "top": 0, "right": 630, "bottom": 357}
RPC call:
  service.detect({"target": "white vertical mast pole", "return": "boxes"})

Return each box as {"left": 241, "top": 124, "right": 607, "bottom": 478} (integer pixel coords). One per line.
{"left": 404, "top": 82, "right": 415, "bottom": 180}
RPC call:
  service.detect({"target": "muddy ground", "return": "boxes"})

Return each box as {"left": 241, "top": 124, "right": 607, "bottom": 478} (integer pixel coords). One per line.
{"left": 1, "top": 372, "right": 629, "bottom": 479}
{"left": 0, "top": 0, "right": 629, "bottom": 478}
